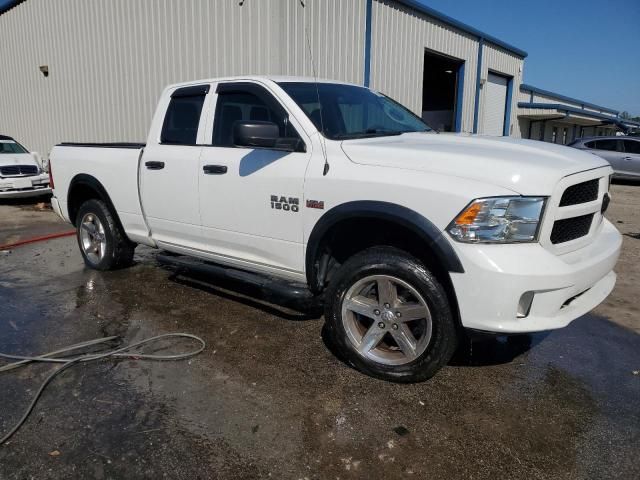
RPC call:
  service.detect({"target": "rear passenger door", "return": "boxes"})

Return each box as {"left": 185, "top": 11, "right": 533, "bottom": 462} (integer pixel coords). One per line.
{"left": 622, "top": 139, "right": 640, "bottom": 177}
{"left": 140, "top": 85, "right": 210, "bottom": 249}
{"left": 197, "top": 81, "right": 311, "bottom": 277}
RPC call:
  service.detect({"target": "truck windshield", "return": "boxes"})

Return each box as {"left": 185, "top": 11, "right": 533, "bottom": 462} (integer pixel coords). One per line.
{"left": 0, "top": 141, "right": 28, "bottom": 154}
{"left": 278, "top": 82, "right": 431, "bottom": 140}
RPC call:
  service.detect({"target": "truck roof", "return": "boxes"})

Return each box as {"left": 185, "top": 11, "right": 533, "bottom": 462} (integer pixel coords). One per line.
{"left": 165, "top": 75, "right": 360, "bottom": 91}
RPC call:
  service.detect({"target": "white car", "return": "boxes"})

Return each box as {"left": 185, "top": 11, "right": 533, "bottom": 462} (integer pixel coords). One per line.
{"left": 0, "top": 135, "right": 51, "bottom": 199}
{"left": 48, "top": 76, "right": 622, "bottom": 382}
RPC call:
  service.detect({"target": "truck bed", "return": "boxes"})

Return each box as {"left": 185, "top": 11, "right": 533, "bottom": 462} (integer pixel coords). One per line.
{"left": 50, "top": 142, "right": 151, "bottom": 244}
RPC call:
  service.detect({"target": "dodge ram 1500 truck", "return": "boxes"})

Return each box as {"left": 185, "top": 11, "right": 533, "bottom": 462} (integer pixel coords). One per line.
{"left": 49, "top": 76, "right": 622, "bottom": 382}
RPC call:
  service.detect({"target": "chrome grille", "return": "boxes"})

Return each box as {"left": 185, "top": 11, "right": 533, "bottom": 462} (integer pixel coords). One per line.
{"left": 559, "top": 179, "right": 599, "bottom": 206}
{"left": 0, "top": 165, "right": 38, "bottom": 176}
{"left": 550, "top": 214, "right": 594, "bottom": 244}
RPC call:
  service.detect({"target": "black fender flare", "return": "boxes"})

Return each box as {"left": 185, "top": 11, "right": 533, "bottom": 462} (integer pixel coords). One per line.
{"left": 67, "top": 174, "right": 120, "bottom": 227}
{"left": 305, "top": 201, "right": 464, "bottom": 290}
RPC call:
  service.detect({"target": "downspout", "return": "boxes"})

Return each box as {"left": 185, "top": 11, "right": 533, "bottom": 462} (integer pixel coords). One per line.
{"left": 472, "top": 37, "right": 484, "bottom": 134}
{"left": 363, "top": 0, "right": 373, "bottom": 87}
{"left": 455, "top": 63, "right": 465, "bottom": 132}
{"left": 503, "top": 76, "right": 514, "bottom": 136}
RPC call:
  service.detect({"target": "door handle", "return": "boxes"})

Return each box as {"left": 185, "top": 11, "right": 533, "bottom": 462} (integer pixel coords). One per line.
{"left": 623, "top": 156, "right": 632, "bottom": 161}
{"left": 203, "top": 165, "right": 228, "bottom": 175}
{"left": 145, "top": 161, "right": 165, "bottom": 170}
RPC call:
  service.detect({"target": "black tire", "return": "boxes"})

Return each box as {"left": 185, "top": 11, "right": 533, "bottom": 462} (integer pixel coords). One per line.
{"left": 324, "top": 246, "right": 458, "bottom": 383}
{"left": 76, "top": 199, "right": 135, "bottom": 271}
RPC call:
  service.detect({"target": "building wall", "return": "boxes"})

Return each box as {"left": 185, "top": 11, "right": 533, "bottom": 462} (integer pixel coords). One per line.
{"left": 0, "top": 0, "right": 528, "bottom": 157}
{"left": 370, "top": 0, "right": 479, "bottom": 133}
{"left": 0, "top": 0, "right": 367, "bottom": 156}
{"left": 478, "top": 42, "right": 524, "bottom": 136}
{"left": 517, "top": 83, "right": 623, "bottom": 143}
{"left": 369, "top": 0, "right": 524, "bottom": 135}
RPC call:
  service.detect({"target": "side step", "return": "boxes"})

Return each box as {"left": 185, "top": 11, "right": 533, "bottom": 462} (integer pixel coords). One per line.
{"left": 156, "top": 253, "right": 320, "bottom": 310}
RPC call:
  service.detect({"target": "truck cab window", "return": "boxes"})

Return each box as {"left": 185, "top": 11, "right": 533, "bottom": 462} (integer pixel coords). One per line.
{"left": 212, "top": 89, "right": 299, "bottom": 147}
{"left": 161, "top": 93, "right": 206, "bottom": 145}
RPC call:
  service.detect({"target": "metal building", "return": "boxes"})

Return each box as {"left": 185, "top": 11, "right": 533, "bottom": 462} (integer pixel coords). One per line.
{"left": 0, "top": 0, "right": 529, "bottom": 157}
{"left": 517, "top": 85, "right": 640, "bottom": 145}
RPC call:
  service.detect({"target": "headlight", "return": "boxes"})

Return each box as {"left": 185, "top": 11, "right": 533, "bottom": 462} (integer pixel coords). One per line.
{"left": 447, "top": 197, "right": 546, "bottom": 243}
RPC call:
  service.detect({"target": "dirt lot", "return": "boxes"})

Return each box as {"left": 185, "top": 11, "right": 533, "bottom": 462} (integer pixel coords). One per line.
{"left": 592, "top": 182, "right": 640, "bottom": 333}
{"left": 0, "top": 185, "right": 638, "bottom": 479}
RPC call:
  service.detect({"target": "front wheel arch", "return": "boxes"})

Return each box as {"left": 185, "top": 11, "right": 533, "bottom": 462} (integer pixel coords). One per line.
{"left": 305, "top": 201, "right": 464, "bottom": 293}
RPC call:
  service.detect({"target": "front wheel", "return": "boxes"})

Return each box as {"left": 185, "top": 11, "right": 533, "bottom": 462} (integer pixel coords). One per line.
{"left": 324, "top": 247, "right": 458, "bottom": 382}
{"left": 76, "top": 199, "right": 135, "bottom": 270}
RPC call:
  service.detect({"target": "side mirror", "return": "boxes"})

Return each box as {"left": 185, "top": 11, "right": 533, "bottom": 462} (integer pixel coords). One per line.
{"left": 233, "top": 120, "right": 304, "bottom": 152}
{"left": 233, "top": 121, "right": 280, "bottom": 149}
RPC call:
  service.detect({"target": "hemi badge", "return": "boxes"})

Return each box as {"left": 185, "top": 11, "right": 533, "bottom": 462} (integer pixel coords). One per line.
{"left": 306, "top": 200, "right": 325, "bottom": 210}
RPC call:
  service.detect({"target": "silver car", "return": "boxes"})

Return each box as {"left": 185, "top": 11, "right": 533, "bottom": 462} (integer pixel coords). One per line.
{"left": 569, "top": 136, "right": 640, "bottom": 179}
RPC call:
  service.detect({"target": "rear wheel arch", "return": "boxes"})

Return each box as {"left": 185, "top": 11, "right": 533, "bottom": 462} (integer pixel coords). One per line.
{"left": 67, "top": 174, "right": 120, "bottom": 227}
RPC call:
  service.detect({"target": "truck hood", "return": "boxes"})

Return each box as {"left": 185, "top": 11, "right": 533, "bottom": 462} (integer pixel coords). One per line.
{"left": 340, "top": 132, "right": 610, "bottom": 195}
{"left": 0, "top": 153, "right": 38, "bottom": 167}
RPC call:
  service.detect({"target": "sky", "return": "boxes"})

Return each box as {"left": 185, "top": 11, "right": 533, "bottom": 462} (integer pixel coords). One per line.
{"left": 1, "top": 0, "right": 638, "bottom": 115}
{"left": 420, "top": 0, "right": 640, "bottom": 116}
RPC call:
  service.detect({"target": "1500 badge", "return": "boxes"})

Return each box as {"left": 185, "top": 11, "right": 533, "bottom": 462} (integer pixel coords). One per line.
{"left": 271, "top": 195, "right": 299, "bottom": 212}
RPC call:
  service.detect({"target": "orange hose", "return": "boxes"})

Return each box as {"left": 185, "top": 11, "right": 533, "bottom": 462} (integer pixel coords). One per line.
{"left": 0, "top": 230, "right": 76, "bottom": 251}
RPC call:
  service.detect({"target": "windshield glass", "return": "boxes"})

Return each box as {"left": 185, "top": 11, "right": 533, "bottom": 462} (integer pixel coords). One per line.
{"left": 0, "top": 141, "right": 28, "bottom": 154}
{"left": 278, "top": 82, "right": 431, "bottom": 140}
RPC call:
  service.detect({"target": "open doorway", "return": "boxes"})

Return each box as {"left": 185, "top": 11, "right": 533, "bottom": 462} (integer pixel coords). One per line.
{"left": 422, "top": 50, "right": 464, "bottom": 132}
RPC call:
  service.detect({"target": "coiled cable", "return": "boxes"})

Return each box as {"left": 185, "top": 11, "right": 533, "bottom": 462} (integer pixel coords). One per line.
{"left": 0, "top": 333, "right": 206, "bottom": 445}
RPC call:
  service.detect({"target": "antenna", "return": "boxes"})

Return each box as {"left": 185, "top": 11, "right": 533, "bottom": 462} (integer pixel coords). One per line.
{"left": 303, "top": 5, "right": 330, "bottom": 175}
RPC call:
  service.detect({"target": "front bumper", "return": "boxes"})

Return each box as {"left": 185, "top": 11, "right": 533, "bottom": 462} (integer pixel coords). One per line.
{"left": 0, "top": 174, "right": 51, "bottom": 199}
{"left": 450, "top": 218, "right": 621, "bottom": 333}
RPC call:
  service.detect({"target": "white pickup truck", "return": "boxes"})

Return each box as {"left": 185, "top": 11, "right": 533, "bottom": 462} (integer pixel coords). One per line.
{"left": 50, "top": 76, "right": 621, "bottom": 382}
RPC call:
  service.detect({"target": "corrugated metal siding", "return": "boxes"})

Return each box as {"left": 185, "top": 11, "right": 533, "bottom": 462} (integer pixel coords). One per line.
{"left": 533, "top": 93, "right": 583, "bottom": 109}
{"left": 0, "top": 0, "right": 366, "bottom": 156}
{"left": 518, "top": 88, "right": 532, "bottom": 104}
{"left": 369, "top": 0, "right": 479, "bottom": 132}
{"left": 530, "top": 93, "right": 616, "bottom": 117}
{"left": 479, "top": 42, "right": 523, "bottom": 136}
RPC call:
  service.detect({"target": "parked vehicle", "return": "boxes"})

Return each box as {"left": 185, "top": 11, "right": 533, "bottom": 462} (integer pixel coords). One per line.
{"left": 0, "top": 135, "right": 51, "bottom": 199}
{"left": 49, "top": 76, "right": 621, "bottom": 382}
{"left": 569, "top": 136, "right": 640, "bottom": 179}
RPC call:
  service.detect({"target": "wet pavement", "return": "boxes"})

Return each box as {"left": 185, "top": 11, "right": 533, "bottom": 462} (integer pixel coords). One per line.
{"left": 0, "top": 235, "right": 638, "bottom": 480}
{"left": 1, "top": 185, "right": 640, "bottom": 479}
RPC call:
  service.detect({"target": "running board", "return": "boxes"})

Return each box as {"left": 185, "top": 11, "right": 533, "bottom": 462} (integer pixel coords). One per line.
{"left": 156, "top": 253, "right": 319, "bottom": 309}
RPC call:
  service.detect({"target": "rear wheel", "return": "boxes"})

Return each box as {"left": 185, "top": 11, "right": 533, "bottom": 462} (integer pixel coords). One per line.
{"left": 76, "top": 199, "right": 135, "bottom": 270}
{"left": 324, "top": 247, "right": 458, "bottom": 382}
